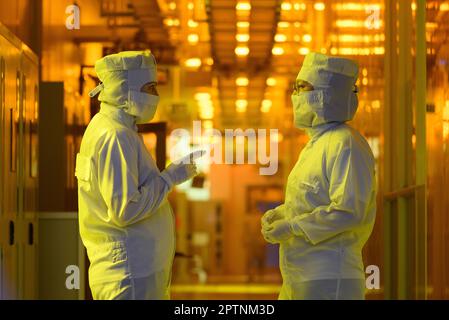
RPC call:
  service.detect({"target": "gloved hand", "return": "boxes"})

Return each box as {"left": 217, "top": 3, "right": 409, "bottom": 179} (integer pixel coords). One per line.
{"left": 261, "top": 219, "right": 294, "bottom": 243}
{"left": 161, "top": 162, "right": 197, "bottom": 188}
{"left": 261, "top": 207, "right": 284, "bottom": 230}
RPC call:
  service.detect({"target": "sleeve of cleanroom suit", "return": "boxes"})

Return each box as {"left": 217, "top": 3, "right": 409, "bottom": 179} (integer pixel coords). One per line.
{"left": 289, "top": 135, "right": 375, "bottom": 245}
{"left": 97, "top": 129, "right": 171, "bottom": 227}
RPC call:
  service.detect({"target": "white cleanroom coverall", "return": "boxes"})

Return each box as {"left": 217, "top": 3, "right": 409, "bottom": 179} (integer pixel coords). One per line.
{"left": 262, "top": 52, "right": 376, "bottom": 300}
{"left": 76, "top": 51, "right": 196, "bottom": 300}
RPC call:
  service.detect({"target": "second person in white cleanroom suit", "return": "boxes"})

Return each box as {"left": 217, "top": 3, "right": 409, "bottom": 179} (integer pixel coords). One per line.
{"left": 76, "top": 51, "right": 198, "bottom": 300}
{"left": 261, "top": 52, "right": 377, "bottom": 300}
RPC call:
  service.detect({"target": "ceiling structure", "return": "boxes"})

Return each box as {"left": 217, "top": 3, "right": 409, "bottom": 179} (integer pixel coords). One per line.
{"left": 50, "top": 0, "right": 445, "bottom": 134}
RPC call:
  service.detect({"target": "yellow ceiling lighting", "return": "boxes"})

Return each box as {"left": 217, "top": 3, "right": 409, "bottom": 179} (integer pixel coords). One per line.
{"left": 235, "top": 46, "right": 250, "bottom": 56}
{"left": 236, "top": 34, "right": 250, "bottom": 42}
{"left": 236, "top": 77, "right": 249, "bottom": 86}
{"left": 334, "top": 3, "right": 381, "bottom": 11}
{"left": 275, "top": 34, "right": 287, "bottom": 42}
{"left": 302, "top": 34, "right": 312, "bottom": 42}
{"left": 330, "top": 47, "right": 338, "bottom": 55}
{"left": 185, "top": 58, "right": 202, "bottom": 68}
{"left": 163, "top": 18, "right": 176, "bottom": 26}
{"left": 261, "top": 99, "right": 272, "bottom": 113}
{"left": 278, "top": 21, "right": 290, "bottom": 28}
{"left": 236, "top": 2, "right": 251, "bottom": 10}
{"left": 205, "top": 57, "right": 214, "bottom": 66}
{"left": 294, "top": 3, "right": 306, "bottom": 10}
{"left": 188, "top": 34, "right": 199, "bottom": 44}
{"left": 236, "top": 99, "right": 248, "bottom": 112}
{"left": 336, "top": 20, "right": 383, "bottom": 29}
{"left": 199, "top": 107, "right": 214, "bottom": 120}
{"left": 188, "top": 2, "right": 194, "bottom": 10}
{"left": 168, "top": 2, "right": 176, "bottom": 10}
{"left": 266, "top": 77, "right": 277, "bottom": 86}
{"left": 194, "top": 92, "right": 211, "bottom": 101}
{"left": 314, "top": 2, "right": 325, "bottom": 11}
{"left": 237, "top": 21, "right": 250, "bottom": 28}
{"left": 188, "top": 19, "right": 199, "bottom": 28}
{"left": 362, "top": 78, "right": 368, "bottom": 86}
{"left": 441, "top": 3, "right": 449, "bottom": 11}
{"left": 362, "top": 68, "right": 368, "bottom": 77}
{"left": 272, "top": 47, "right": 284, "bottom": 55}
{"left": 281, "top": 2, "right": 292, "bottom": 11}
{"left": 299, "top": 47, "right": 310, "bottom": 55}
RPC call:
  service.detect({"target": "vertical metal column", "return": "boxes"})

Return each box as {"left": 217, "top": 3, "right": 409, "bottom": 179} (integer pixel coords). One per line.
{"left": 414, "top": 0, "right": 427, "bottom": 300}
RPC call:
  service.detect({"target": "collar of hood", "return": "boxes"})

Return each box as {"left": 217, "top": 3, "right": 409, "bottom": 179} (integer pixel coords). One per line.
{"left": 99, "top": 102, "right": 138, "bottom": 131}
{"left": 305, "top": 121, "right": 342, "bottom": 141}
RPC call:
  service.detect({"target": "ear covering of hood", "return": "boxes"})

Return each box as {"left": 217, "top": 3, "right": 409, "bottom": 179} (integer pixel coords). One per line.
{"left": 293, "top": 52, "right": 359, "bottom": 129}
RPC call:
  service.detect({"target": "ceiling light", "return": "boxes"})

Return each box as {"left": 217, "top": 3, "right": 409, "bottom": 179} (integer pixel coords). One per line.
{"left": 272, "top": 47, "right": 284, "bottom": 55}
{"left": 302, "top": 34, "right": 312, "bottom": 42}
{"left": 236, "top": 77, "right": 249, "bottom": 86}
{"left": 275, "top": 34, "right": 287, "bottom": 42}
{"left": 266, "top": 77, "right": 277, "bottom": 86}
{"left": 261, "top": 99, "right": 272, "bottom": 113}
{"left": 194, "top": 92, "right": 211, "bottom": 101}
{"left": 236, "top": 34, "right": 250, "bottom": 42}
{"left": 298, "top": 47, "right": 309, "bottom": 55}
{"left": 281, "top": 2, "right": 292, "bottom": 11}
{"left": 236, "top": 99, "right": 248, "bottom": 112}
{"left": 168, "top": 2, "right": 176, "bottom": 10}
{"left": 278, "top": 21, "right": 290, "bottom": 28}
{"left": 188, "top": 34, "right": 199, "bottom": 44}
{"left": 188, "top": 19, "right": 199, "bottom": 28}
{"left": 235, "top": 46, "right": 250, "bottom": 56}
{"left": 185, "top": 58, "right": 201, "bottom": 68}
{"left": 237, "top": 21, "right": 250, "bottom": 28}
{"left": 236, "top": 2, "right": 251, "bottom": 10}
{"left": 314, "top": 2, "right": 325, "bottom": 11}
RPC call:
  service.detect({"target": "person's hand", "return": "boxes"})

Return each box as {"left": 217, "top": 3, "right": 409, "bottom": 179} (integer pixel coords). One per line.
{"left": 261, "top": 208, "right": 284, "bottom": 229}
{"left": 261, "top": 219, "right": 294, "bottom": 243}
{"left": 161, "top": 162, "right": 197, "bottom": 187}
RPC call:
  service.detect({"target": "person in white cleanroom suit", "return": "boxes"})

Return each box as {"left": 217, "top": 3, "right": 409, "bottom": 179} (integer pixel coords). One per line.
{"left": 75, "top": 51, "right": 197, "bottom": 300}
{"left": 261, "top": 52, "right": 376, "bottom": 300}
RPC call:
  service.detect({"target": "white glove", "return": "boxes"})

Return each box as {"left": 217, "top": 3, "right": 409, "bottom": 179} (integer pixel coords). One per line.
{"left": 161, "top": 162, "right": 197, "bottom": 188}
{"left": 261, "top": 207, "right": 284, "bottom": 229}
{"left": 261, "top": 219, "right": 294, "bottom": 243}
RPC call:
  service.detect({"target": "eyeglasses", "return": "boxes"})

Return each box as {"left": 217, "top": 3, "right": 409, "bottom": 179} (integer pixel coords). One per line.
{"left": 292, "top": 83, "right": 359, "bottom": 93}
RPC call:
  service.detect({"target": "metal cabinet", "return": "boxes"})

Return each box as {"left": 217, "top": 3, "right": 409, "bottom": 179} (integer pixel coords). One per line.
{"left": 0, "top": 22, "right": 38, "bottom": 300}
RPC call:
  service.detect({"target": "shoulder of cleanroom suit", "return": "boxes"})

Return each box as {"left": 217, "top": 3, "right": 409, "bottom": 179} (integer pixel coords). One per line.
{"left": 262, "top": 52, "right": 377, "bottom": 300}
{"left": 75, "top": 51, "right": 195, "bottom": 300}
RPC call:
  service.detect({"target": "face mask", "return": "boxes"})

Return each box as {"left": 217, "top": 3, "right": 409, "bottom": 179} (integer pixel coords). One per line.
{"left": 127, "top": 90, "right": 160, "bottom": 124}
{"left": 291, "top": 90, "right": 325, "bottom": 128}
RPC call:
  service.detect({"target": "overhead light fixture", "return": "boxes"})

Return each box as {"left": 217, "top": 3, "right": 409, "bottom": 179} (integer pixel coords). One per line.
{"left": 188, "top": 34, "right": 199, "bottom": 44}
{"left": 314, "top": 2, "right": 325, "bottom": 11}
{"left": 299, "top": 47, "right": 310, "bottom": 55}
{"left": 237, "top": 21, "right": 250, "bottom": 28}
{"left": 236, "top": 2, "right": 251, "bottom": 10}
{"left": 281, "top": 2, "right": 292, "bottom": 11}
{"left": 188, "top": 19, "right": 199, "bottom": 28}
{"left": 236, "top": 99, "right": 248, "bottom": 112}
{"left": 185, "top": 58, "right": 202, "bottom": 68}
{"left": 261, "top": 99, "right": 272, "bottom": 113}
{"left": 278, "top": 21, "right": 290, "bottom": 28}
{"left": 194, "top": 92, "right": 211, "bottom": 101}
{"left": 272, "top": 47, "right": 284, "bottom": 55}
{"left": 275, "top": 34, "right": 287, "bottom": 42}
{"left": 205, "top": 57, "right": 214, "bottom": 66}
{"left": 236, "top": 77, "right": 249, "bottom": 86}
{"left": 188, "top": 2, "right": 194, "bottom": 10}
{"left": 235, "top": 46, "right": 250, "bottom": 56}
{"left": 302, "top": 34, "right": 312, "bottom": 43}
{"left": 168, "top": 2, "right": 176, "bottom": 10}
{"left": 236, "top": 34, "right": 250, "bottom": 42}
{"left": 266, "top": 77, "right": 277, "bottom": 86}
